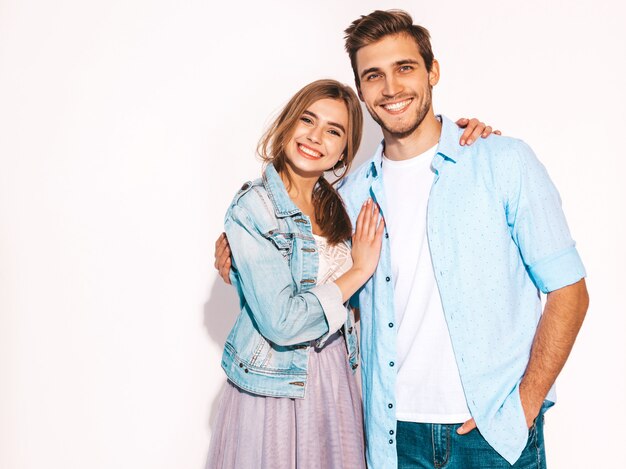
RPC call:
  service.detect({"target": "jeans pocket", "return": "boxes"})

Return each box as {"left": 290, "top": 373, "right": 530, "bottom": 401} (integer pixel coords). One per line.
{"left": 528, "top": 418, "right": 537, "bottom": 441}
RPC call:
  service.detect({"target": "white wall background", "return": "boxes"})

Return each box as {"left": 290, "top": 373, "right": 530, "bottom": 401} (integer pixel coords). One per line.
{"left": 1, "top": 0, "right": 624, "bottom": 468}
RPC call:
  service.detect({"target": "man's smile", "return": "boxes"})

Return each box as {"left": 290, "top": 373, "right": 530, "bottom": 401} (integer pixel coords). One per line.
{"left": 380, "top": 98, "right": 413, "bottom": 114}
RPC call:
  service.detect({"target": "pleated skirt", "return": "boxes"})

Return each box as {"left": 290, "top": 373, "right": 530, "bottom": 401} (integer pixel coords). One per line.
{"left": 206, "top": 332, "right": 366, "bottom": 469}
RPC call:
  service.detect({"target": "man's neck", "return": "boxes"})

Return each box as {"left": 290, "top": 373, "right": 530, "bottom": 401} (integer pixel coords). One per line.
{"left": 382, "top": 112, "right": 442, "bottom": 161}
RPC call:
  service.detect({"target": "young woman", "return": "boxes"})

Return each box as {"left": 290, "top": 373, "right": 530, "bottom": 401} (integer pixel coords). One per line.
{"left": 207, "top": 79, "right": 378, "bottom": 469}
{"left": 207, "top": 79, "right": 495, "bottom": 469}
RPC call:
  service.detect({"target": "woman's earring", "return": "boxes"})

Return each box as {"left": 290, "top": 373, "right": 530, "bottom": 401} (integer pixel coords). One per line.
{"left": 332, "top": 162, "right": 347, "bottom": 178}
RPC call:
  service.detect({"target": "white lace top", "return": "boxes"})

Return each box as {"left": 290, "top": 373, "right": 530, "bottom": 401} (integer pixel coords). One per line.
{"left": 312, "top": 234, "right": 352, "bottom": 284}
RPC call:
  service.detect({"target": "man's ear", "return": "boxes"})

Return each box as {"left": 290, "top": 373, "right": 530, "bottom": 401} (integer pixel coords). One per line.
{"left": 429, "top": 59, "right": 440, "bottom": 87}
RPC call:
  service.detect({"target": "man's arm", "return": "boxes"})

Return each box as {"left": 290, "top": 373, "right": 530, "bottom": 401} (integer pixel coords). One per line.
{"left": 214, "top": 232, "right": 232, "bottom": 285}
{"left": 458, "top": 140, "right": 588, "bottom": 435}
{"left": 519, "top": 278, "right": 589, "bottom": 426}
{"left": 215, "top": 118, "right": 500, "bottom": 283}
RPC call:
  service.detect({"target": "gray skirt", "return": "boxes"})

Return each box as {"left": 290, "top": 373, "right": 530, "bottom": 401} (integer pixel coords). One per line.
{"left": 206, "top": 332, "right": 366, "bottom": 469}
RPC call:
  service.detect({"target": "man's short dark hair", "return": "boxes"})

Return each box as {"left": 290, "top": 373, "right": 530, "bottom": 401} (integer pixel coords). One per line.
{"left": 344, "top": 10, "right": 435, "bottom": 89}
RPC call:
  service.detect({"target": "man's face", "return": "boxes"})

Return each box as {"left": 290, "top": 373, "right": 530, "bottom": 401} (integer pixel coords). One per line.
{"left": 355, "top": 33, "right": 439, "bottom": 139}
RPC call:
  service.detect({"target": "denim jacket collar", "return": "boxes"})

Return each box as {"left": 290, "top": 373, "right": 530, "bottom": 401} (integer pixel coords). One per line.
{"left": 367, "top": 114, "right": 462, "bottom": 179}
{"left": 262, "top": 163, "right": 302, "bottom": 218}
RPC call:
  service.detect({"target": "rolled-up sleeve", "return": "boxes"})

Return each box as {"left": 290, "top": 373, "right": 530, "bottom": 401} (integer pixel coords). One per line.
{"left": 225, "top": 204, "right": 347, "bottom": 346}
{"left": 506, "top": 141, "right": 586, "bottom": 293}
{"left": 309, "top": 282, "right": 347, "bottom": 345}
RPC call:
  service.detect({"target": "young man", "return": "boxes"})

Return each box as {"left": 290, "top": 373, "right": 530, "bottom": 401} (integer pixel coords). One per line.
{"left": 340, "top": 10, "right": 587, "bottom": 468}
{"left": 216, "top": 9, "right": 588, "bottom": 468}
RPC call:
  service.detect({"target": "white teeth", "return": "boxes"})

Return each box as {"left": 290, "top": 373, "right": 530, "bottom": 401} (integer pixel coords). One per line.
{"left": 383, "top": 99, "right": 412, "bottom": 111}
{"left": 299, "top": 144, "right": 321, "bottom": 158}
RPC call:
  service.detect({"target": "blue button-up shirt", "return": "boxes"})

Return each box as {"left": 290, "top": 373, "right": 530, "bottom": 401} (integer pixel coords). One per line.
{"left": 338, "top": 115, "right": 586, "bottom": 467}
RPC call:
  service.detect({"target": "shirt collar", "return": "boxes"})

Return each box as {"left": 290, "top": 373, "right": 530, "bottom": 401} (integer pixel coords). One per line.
{"left": 435, "top": 114, "right": 462, "bottom": 163}
{"left": 262, "top": 163, "right": 302, "bottom": 218}
{"left": 367, "top": 114, "right": 462, "bottom": 178}
{"left": 367, "top": 141, "right": 385, "bottom": 179}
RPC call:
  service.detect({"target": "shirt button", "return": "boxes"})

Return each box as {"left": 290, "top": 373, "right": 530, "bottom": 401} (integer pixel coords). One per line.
{"left": 388, "top": 322, "right": 394, "bottom": 328}
{"left": 389, "top": 430, "right": 394, "bottom": 435}
{"left": 389, "top": 439, "right": 394, "bottom": 444}
{"left": 389, "top": 361, "right": 394, "bottom": 367}
{"left": 388, "top": 403, "right": 393, "bottom": 409}
{"left": 385, "top": 233, "right": 389, "bottom": 239}
{"left": 385, "top": 276, "right": 391, "bottom": 282}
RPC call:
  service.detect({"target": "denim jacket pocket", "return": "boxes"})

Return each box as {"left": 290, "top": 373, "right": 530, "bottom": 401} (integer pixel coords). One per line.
{"left": 249, "top": 335, "right": 270, "bottom": 367}
{"left": 264, "top": 230, "right": 293, "bottom": 262}
{"left": 239, "top": 340, "right": 303, "bottom": 372}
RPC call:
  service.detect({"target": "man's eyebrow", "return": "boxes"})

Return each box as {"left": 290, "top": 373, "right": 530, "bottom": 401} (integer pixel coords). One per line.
{"left": 303, "top": 110, "right": 345, "bottom": 133}
{"left": 395, "top": 59, "right": 420, "bottom": 67}
{"left": 360, "top": 67, "right": 381, "bottom": 80}
{"left": 360, "top": 59, "right": 421, "bottom": 79}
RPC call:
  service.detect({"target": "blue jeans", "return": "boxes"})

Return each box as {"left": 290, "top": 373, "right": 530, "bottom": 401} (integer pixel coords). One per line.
{"left": 396, "top": 413, "right": 546, "bottom": 468}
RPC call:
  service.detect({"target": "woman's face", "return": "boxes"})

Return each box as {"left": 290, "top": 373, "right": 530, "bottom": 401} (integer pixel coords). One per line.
{"left": 284, "top": 98, "right": 349, "bottom": 178}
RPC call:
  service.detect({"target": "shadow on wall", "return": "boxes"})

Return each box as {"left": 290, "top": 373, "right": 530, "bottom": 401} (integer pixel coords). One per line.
{"left": 203, "top": 276, "right": 239, "bottom": 433}
{"left": 352, "top": 109, "right": 383, "bottom": 170}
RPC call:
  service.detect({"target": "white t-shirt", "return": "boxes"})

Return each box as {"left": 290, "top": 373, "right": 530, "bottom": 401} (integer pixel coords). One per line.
{"left": 382, "top": 144, "right": 471, "bottom": 424}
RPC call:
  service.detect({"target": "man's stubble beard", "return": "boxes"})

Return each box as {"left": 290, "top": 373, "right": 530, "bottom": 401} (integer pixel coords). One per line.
{"left": 367, "top": 87, "right": 432, "bottom": 140}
